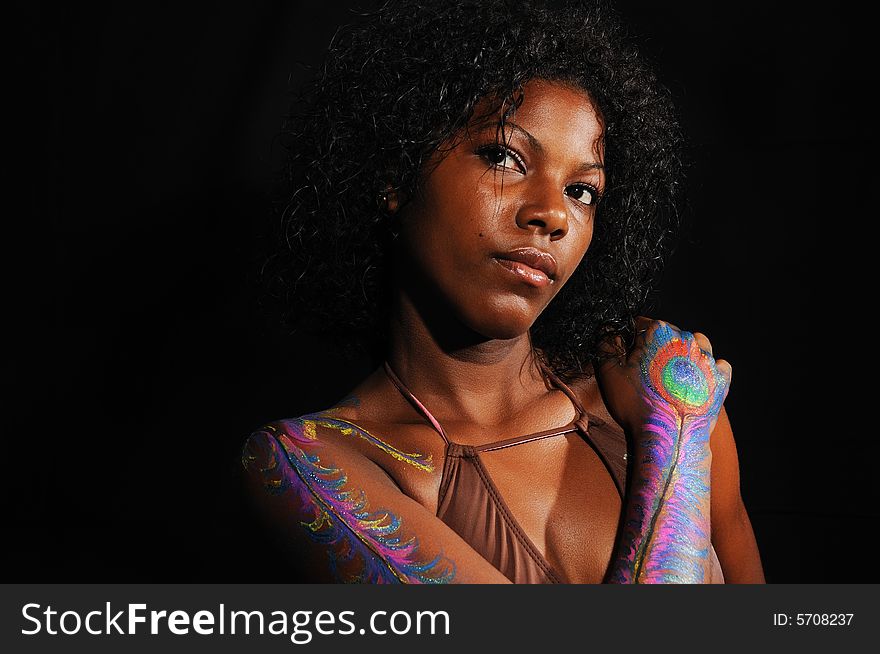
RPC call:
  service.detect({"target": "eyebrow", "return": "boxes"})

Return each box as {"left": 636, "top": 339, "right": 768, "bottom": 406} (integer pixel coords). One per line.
{"left": 474, "top": 120, "right": 605, "bottom": 172}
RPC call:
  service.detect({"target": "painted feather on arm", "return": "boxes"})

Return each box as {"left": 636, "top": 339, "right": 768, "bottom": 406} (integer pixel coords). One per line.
{"left": 242, "top": 419, "right": 455, "bottom": 584}
{"left": 604, "top": 322, "right": 730, "bottom": 583}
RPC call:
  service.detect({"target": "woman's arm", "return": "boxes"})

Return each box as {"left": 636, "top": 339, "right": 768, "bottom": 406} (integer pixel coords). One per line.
{"left": 597, "top": 319, "right": 735, "bottom": 583}
{"left": 241, "top": 422, "right": 511, "bottom": 584}
{"left": 708, "top": 407, "right": 766, "bottom": 582}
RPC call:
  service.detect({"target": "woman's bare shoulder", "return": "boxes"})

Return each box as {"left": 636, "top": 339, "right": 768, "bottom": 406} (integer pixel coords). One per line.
{"left": 240, "top": 409, "right": 385, "bottom": 485}
{"left": 566, "top": 371, "right": 622, "bottom": 430}
{"left": 242, "top": 364, "right": 398, "bottom": 450}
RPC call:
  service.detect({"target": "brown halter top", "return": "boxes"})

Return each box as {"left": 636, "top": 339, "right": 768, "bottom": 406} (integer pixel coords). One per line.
{"left": 382, "top": 360, "right": 724, "bottom": 584}
{"left": 383, "top": 359, "right": 626, "bottom": 583}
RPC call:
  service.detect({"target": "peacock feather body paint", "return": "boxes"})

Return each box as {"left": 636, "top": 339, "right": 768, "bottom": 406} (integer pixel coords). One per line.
{"left": 242, "top": 419, "right": 455, "bottom": 584}
{"left": 609, "top": 323, "right": 727, "bottom": 583}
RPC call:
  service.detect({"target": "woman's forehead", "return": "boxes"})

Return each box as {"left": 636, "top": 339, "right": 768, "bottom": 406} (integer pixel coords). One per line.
{"left": 466, "top": 80, "right": 605, "bottom": 153}
{"left": 470, "top": 79, "right": 601, "bottom": 127}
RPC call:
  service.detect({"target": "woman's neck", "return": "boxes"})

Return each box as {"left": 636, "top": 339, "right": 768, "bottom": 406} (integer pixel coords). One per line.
{"left": 385, "top": 292, "right": 548, "bottom": 428}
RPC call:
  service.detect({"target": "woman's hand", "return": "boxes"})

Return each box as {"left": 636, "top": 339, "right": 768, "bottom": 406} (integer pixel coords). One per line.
{"left": 595, "top": 317, "right": 732, "bottom": 442}
{"left": 598, "top": 317, "right": 734, "bottom": 583}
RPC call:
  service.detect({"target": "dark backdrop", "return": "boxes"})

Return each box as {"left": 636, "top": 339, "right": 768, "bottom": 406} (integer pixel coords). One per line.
{"left": 11, "top": 1, "right": 873, "bottom": 582}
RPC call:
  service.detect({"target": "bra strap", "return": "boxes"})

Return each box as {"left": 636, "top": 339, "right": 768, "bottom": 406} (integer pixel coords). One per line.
{"left": 382, "top": 361, "right": 451, "bottom": 445}
{"left": 536, "top": 358, "right": 588, "bottom": 421}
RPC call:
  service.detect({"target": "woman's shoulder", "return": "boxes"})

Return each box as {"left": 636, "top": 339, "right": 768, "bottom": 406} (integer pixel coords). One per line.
{"left": 241, "top": 406, "right": 370, "bottom": 473}
{"left": 563, "top": 371, "right": 623, "bottom": 432}
{"left": 243, "top": 364, "right": 392, "bottom": 459}
{"left": 240, "top": 373, "right": 430, "bottom": 496}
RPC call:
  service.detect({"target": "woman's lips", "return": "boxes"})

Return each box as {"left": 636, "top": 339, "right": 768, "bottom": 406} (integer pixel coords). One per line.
{"left": 493, "top": 257, "right": 553, "bottom": 287}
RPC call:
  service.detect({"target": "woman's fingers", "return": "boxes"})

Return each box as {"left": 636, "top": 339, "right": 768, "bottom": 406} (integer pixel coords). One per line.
{"left": 693, "top": 331, "right": 713, "bottom": 357}
{"left": 634, "top": 316, "right": 678, "bottom": 337}
{"left": 714, "top": 358, "right": 732, "bottom": 384}
{"left": 634, "top": 317, "right": 729, "bottom": 384}
{"left": 635, "top": 316, "right": 683, "bottom": 340}
{"left": 596, "top": 332, "right": 627, "bottom": 363}
{"left": 624, "top": 318, "right": 730, "bottom": 383}
{"left": 714, "top": 358, "right": 733, "bottom": 406}
{"left": 692, "top": 332, "right": 730, "bottom": 392}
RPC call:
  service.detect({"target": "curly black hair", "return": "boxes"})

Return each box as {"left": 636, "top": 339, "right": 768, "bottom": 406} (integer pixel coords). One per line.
{"left": 263, "top": 0, "right": 683, "bottom": 381}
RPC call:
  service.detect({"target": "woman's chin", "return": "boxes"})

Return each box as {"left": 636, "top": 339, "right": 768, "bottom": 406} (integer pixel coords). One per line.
{"left": 461, "top": 304, "right": 540, "bottom": 342}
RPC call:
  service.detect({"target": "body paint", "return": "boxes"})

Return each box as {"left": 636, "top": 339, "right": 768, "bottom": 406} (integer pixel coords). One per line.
{"left": 242, "top": 420, "right": 455, "bottom": 584}
{"left": 608, "top": 324, "right": 727, "bottom": 583}
{"left": 301, "top": 412, "right": 435, "bottom": 472}
{"left": 305, "top": 397, "right": 435, "bottom": 471}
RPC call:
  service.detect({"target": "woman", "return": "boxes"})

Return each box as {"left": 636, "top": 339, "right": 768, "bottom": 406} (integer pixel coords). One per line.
{"left": 242, "top": 0, "right": 765, "bottom": 583}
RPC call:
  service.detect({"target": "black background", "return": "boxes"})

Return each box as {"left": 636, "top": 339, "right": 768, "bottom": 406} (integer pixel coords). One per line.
{"left": 10, "top": 1, "right": 874, "bottom": 582}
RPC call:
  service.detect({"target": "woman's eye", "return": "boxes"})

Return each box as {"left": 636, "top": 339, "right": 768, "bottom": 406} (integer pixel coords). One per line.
{"left": 478, "top": 145, "right": 523, "bottom": 171}
{"left": 565, "top": 183, "right": 598, "bottom": 206}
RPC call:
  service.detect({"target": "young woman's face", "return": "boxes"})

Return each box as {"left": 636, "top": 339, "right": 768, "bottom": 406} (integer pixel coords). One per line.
{"left": 395, "top": 78, "right": 605, "bottom": 340}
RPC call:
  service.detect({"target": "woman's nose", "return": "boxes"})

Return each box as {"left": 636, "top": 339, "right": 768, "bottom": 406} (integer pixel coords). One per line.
{"left": 514, "top": 180, "right": 569, "bottom": 240}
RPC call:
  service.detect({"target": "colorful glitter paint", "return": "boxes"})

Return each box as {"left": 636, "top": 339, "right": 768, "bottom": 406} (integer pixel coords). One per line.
{"left": 242, "top": 419, "right": 455, "bottom": 584}
{"left": 301, "top": 411, "right": 435, "bottom": 472}
{"left": 608, "top": 324, "right": 728, "bottom": 584}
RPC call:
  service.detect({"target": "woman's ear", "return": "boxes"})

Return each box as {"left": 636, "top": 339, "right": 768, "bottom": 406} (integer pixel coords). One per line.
{"left": 380, "top": 185, "right": 400, "bottom": 214}
{"left": 386, "top": 191, "right": 400, "bottom": 214}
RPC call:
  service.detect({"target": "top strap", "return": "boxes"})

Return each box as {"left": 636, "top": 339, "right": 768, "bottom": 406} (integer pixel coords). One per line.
{"left": 382, "top": 359, "right": 587, "bottom": 448}
{"left": 383, "top": 361, "right": 451, "bottom": 445}
{"left": 536, "top": 358, "right": 588, "bottom": 418}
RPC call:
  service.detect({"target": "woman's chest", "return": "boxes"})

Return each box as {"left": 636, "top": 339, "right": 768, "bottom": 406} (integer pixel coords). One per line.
{"left": 379, "top": 432, "right": 624, "bottom": 584}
